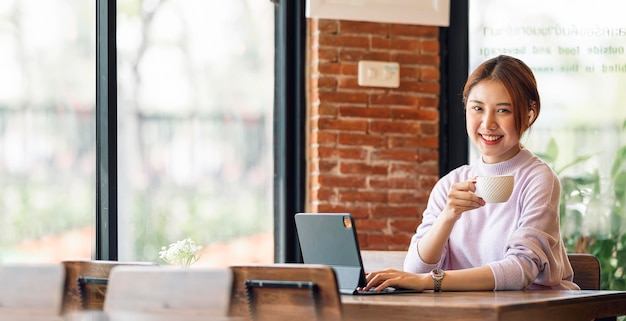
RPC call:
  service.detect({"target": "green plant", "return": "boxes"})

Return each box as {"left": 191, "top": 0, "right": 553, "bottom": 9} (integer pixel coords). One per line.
{"left": 158, "top": 238, "right": 203, "bottom": 267}
{"left": 537, "top": 121, "right": 626, "bottom": 290}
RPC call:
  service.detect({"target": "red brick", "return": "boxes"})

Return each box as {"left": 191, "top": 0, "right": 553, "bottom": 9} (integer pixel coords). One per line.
{"left": 318, "top": 160, "right": 338, "bottom": 173}
{"left": 339, "top": 50, "right": 391, "bottom": 62}
{"left": 338, "top": 133, "right": 386, "bottom": 147}
{"left": 318, "top": 91, "right": 369, "bottom": 104}
{"left": 312, "top": 188, "right": 337, "bottom": 202}
{"left": 421, "top": 39, "right": 440, "bottom": 54}
{"left": 390, "top": 25, "right": 438, "bottom": 38}
{"left": 339, "top": 21, "right": 389, "bottom": 36}
{"left": 389, "top": 136, "right": 439, "bottom": 149}
{"left": 418, "top": 175, "right": 439, "bottom": 190}
{"left": 317, "top": 76, "right": 338, "bottom": 89}
{"left": 363, "top": 233, "right": 412, "bottom": 250}
{"left": 318, "top": 19, "right": 339, "bottom": 34}
{"left": 315, "top": 131, "right": 338, "bottom": 145}
{"left": 354, "top": 218, "right": 388, "bottom": 232}
{"left": 317, "top": 147, "right": 368, "bottom": 160}
{"left": 420, "top": 122, "right": 439, "bottom": 135}
{"left": 371, "top": 205, "right": 422, "bottom": 219}
{"left": 393, "top": 53, "right": 439, "bottom": 66}
{"left": 318, "top": 118, "right": 368, "bottom": 131}
{"left": 319, "top": 175, "right": 367, "bottom": 188}
{"left": 390, "top": 219, "right": 422, "bottom": 233}
{"left": 339, "top": 190, "right": 387, "bottom": 203}
{"left": 372, "top": 149, "right": 420, "bottom": 162}
{"left": 318, "top": 48, "right": 339, "bottom": 62}
{"left": 397, "top": 81, "right": 440, "bottom": 95}
{"left": 319, "top": 34, "right": 370, "bottom": 49}
{"left": 340, "top": 162, "right": 388, "bottom": 175}
{"left": 390, "top": 163, "right": 439, "bottom": 176}
{"left": 318, "top": 62, "right": 342, "bottom": 75}
{"left": 339, "top": 106, "right": 391, "bottom": 119}
{"left": 317, "top": 103, "right": 338, "bottom": 116}
{"left": 419, "top": 149, "right": 439, "bottom": 162}
{"left": 370, "top": 120, "right": 421, "bottom": 135}
{"left": 391, "top": 108, "right": 438, "bottom": 121}
{"left": 337, "top": 78, "right": 362, "bottom": 90}
{"left": 400, "top": 66, "right": 421, "bottom": 80}
{"left": 370, "top": 94, "right": 420, "bottom": 107}
{"left": 316, "top": 204, "right": 350, "bottom": 213}
{"left": 370, "top": 177, "right": 419, "bottom": 190}
{"left": 388, "top": 190, "right": 430, "bottom": 203}
{"left": 420, "top": 96, "right": 439, "bottom": 108}
{"left": 340, "top": 63, "right": 359, "bottom": 76}
{"left": 371, "top": 37, "right": 422, "bottom": 51}
{"left": 420, "top": 67, "right": 440, "bottom": 81}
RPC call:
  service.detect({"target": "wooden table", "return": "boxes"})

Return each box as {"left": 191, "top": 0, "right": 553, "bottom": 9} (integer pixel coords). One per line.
{"left": 62, "top": 311, "right": 247, "bottom": 321}
{"left": 341, "top": 290, "right": 626, "bottom": 321}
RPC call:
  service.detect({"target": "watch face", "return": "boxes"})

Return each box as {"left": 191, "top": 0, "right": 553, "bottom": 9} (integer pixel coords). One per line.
{"left": 431, "top": 268, "right": 444, "bottom": 279}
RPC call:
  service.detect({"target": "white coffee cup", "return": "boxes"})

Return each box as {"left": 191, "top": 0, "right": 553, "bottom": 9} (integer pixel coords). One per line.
{"left": 475, "top": 175, "right": 514, "bottom": 203}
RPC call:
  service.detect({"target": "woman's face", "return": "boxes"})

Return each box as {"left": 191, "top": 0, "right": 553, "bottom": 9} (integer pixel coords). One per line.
{"left": 466, "top": 80, "right": 521, "bottom": 164}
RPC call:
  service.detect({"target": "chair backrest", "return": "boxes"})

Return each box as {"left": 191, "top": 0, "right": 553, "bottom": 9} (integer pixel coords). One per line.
{"left": 62, "top": 259, "right": 157, "bottom": 313}
{"left": 0, "top": 263, "right": 65, "bottom": 316}
{"left": 103, "top": 266, "right": 232, "bottom": 317}
{"left": 229, "top": 264, "right": 342, "bottom": 321}
{"left": 360, "top": 250, "right": 406, "bottom": 272}
{"left": 568, "top": 253, "right": 601, "bottom": 290}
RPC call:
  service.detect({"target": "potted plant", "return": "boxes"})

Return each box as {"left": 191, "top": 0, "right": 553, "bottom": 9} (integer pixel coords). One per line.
{"left": 537, "top": 120, "right": 626, "bottom": 290}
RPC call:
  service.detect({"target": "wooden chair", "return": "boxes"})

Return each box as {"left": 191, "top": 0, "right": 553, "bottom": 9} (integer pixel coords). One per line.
{"left": 103, "top": 266, "right": 232, "bottom": 317}
{"left": 61, "top": 259, "right": 157, "bottom": 313}
{"left": 229, "top": 264, "right": 343, "bottom": 321}
{"left": 568, "top": 253, "right": 601, "bottom": 290}
{"left": 360, "top": 250, "right": 406, "bottom": 272}
{"left": 567, "top": 253, "right": 616, "bottom": 321}
{"left": 0, "top": 263, "right": 65, "bottom": 318}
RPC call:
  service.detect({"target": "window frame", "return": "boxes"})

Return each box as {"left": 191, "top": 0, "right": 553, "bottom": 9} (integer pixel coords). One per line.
{"left": 94, "top": 0, "right": 469, "bottom": 261}
{"left": 95, "top": 0, "right": 117, "bottom": 260}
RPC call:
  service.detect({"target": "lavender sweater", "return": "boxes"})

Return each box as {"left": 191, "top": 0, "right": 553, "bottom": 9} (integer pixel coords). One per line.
{"left": 404, "top": 149, "right": 579, "bottom": 290}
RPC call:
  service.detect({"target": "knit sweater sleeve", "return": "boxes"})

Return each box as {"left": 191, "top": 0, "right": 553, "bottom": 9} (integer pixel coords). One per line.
{"left": 487, "top": 166, "right": 577, "bottom": 290}
{"left": 404, "top": 171, "right": 456, "bottom": 273}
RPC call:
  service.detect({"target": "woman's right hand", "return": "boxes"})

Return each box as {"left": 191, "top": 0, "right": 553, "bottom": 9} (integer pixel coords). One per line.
{"left": 442, "top": 179, "right": 485, "bottom": 221}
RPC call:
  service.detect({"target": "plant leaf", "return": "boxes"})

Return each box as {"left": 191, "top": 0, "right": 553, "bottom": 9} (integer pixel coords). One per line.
{"left": 538, "top": 138, "right": 559, "bottom": 164}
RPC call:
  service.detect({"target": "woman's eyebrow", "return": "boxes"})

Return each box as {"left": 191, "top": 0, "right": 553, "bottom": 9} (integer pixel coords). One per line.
{"left": 468, "top": 99, "right": 512, "bottom": 107}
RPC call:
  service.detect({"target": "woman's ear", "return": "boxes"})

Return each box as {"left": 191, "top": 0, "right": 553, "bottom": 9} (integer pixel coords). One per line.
{"left": 528, "top": 109, "right": 535, "bottom": 123}
{"left": 528, "top": 101, "right": 537, "bottom": 125}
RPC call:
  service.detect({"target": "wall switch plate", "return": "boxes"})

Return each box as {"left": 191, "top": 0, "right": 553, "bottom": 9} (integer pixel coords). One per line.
{"left": 357, "top": 60, "right": 400, "bottom": 88}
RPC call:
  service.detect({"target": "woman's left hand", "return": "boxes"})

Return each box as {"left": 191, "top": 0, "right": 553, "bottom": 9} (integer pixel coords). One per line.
{"left": 360, "top": 269, "right": 428, "bottom": 292}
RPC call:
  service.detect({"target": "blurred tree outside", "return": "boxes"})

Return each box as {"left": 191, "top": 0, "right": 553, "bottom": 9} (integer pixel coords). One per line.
{"left": 0, "top": 0, "right": 274, "bottom": 265}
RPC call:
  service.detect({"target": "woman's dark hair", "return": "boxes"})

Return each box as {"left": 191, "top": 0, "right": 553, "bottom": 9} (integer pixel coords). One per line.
{"left": 462, "top": 55, "right": 540, "bottom": 138}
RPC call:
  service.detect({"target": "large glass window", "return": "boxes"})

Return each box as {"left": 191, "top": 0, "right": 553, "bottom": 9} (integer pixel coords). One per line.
{"left": 116, "top": 0, "right": 275, "bottom": 266}
{"left": 0, "top": 0, "right": 274, "bottom": 266}
{"left": 470, "top": 0, "right": 626, "bottom": 289}
{"left": 0, "top": 1, "right": 96, "bottom": 262}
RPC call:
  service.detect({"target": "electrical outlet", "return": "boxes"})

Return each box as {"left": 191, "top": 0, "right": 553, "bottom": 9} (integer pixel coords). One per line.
{"left": 357, "top": 60, "right": 400, "bottom": 88}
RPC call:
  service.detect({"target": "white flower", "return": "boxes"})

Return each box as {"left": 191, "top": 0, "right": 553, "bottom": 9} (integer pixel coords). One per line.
{"left": 158, "top": 238, "right": 203, "bottom": 267}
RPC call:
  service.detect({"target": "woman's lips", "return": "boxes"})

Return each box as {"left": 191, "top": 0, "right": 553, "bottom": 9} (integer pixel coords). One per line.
{"left": 480, "top": 134, "right": 502, "bottom": 145}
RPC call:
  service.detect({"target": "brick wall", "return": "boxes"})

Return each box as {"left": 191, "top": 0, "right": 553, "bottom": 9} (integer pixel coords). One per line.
{"left": 307, "top": 19, "right": 441, "bottom": 250}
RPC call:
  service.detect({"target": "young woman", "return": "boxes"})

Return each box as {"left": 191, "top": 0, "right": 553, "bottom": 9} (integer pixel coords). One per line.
{"left": 363, "top": 55, "right": 579, "bottom": 292}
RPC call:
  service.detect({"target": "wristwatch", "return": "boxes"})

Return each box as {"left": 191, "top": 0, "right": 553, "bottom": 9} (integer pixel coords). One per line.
{"left": 430, "top": 268, "right": 445, "bottom": 292}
